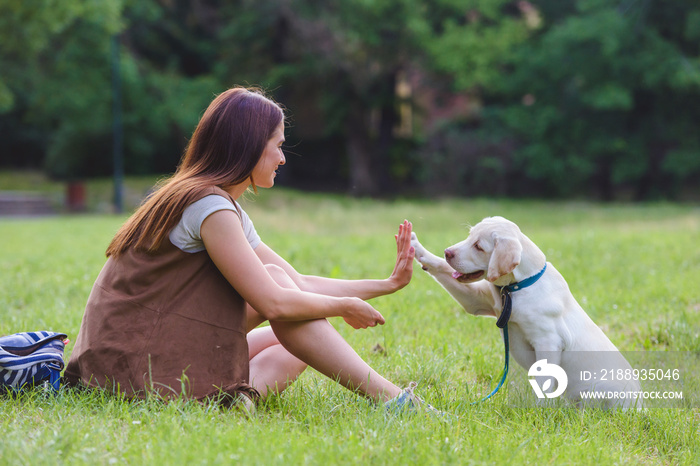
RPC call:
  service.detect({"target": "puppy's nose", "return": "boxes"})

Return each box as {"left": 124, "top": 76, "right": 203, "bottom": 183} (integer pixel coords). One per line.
{"left": 444, "top": 248, "right": 455, "bottom": 260}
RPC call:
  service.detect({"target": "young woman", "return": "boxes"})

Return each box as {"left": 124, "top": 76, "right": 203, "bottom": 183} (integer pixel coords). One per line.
{"left": 65, "top": 86, "right": 432, "bottom": 413}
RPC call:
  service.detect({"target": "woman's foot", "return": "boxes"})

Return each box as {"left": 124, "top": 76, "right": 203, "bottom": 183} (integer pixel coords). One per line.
{"left": 384, "top": 382, "right": 446, "bottom": 417}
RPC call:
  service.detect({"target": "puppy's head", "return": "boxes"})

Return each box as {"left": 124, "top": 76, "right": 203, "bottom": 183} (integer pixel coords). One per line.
{"left": 444, "top": 216, "right": 523, "bottom": 285}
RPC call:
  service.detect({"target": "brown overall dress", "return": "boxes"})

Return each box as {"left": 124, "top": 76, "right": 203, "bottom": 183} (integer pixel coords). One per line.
{"left": 64, "top": 187, "right": 257, "bottom": 404}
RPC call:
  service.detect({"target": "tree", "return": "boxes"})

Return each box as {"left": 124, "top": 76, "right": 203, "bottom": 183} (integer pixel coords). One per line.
{"left": 483, "top": 0, "right": 700, "bottom": 199}
{"left": 212, "top": 0, "right": 425, "bottom": 195}
{"left": 0, "top": 0, "right": 123, "bottom": 170}
{"left": 220, "top": 0, "right": 530, "bottom": 196}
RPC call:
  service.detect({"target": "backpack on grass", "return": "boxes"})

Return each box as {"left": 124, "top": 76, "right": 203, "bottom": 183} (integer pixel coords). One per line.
{"left": 0, "top": 331, "right": 68, "bottom": 394}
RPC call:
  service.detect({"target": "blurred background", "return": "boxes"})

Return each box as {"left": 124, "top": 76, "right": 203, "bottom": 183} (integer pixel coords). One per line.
{"left": 1, "top": 0, "right": 699, "bottom": 212}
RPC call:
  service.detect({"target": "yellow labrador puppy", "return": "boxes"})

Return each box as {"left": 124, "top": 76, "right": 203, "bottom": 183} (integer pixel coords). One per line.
{"left": 411, "top": 216, "right": 642, "bottom": 409}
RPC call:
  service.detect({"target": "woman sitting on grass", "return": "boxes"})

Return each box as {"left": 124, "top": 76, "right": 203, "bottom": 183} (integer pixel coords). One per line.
{"left": 65, "top": 86, "right": 434, "bottom": 413}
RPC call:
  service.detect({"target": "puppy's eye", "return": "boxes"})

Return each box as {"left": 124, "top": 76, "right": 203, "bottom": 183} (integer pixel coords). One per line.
{"left": 473, "top": 242, "right": 484, "bottom": 252}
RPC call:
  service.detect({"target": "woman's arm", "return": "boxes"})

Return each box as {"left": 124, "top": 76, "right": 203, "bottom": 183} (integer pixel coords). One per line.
{"left": 201, "top": 209, "right": 385, "bottom": 329}
{"left": 253, "top": 220, "right": 415, "bottom": 300}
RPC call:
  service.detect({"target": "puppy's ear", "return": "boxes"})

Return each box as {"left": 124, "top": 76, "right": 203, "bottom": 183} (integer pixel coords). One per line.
{"left": 487, "top": 234, "right": 522, "bottom": 282}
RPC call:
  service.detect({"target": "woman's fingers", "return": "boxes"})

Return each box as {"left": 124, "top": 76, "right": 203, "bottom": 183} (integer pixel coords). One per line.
{"left": 389, "top": 220, "right": 415, "bottom": 289}
{"left": 396, "top": 220, "right": 412, "bottom": 251}
{"left": 343, "top": 300, "right": 385, "bottom": 329}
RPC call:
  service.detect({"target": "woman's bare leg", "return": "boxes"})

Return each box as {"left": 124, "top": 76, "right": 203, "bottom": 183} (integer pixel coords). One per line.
{"left": 270, "top": 318, "right": 401, "bottom": 402}
{"left": 247, "top": 264, "right": 402, "bottom": 402}
{"left": 247, "top": 326, "right": 307, "bottom": 398}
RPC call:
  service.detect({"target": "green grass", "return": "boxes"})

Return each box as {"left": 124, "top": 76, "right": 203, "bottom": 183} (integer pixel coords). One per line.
{"left": 1, "top": 187, "right": 699, "bottom": 464}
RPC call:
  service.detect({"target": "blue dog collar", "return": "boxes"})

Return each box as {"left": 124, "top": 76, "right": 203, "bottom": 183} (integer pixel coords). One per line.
{"left": 503, "top": 263, "right": 548, "bottom": 293}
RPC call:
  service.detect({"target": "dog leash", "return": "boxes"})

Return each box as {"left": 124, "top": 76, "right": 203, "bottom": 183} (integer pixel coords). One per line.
{"left": 471, "top": 263, "right": 547, "bottom": 405}
{"left": 470, "top": 292, "right": 510, "bottom": 405}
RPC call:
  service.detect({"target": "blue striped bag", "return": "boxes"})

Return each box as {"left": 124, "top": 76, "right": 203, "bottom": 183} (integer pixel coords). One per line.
{"left": 0, "top": 331, "right": 68, "bottom": 394}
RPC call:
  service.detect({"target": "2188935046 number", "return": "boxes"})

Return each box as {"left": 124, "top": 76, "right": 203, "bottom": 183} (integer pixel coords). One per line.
{"left": 598, "top": 368, "right": 680, "bottom": 381}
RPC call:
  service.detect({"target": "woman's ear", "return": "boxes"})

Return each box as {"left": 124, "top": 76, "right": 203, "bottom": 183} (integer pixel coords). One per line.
{"left": 487, "top": 234, "right": 522, "bottom": 282}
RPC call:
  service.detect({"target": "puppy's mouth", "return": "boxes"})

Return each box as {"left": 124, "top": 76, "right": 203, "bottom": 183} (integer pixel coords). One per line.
{"left": 452, "top": 270, "right": 485, "bottom": 282}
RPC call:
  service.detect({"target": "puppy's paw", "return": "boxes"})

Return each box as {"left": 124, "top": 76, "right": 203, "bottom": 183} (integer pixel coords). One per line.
{"left": 410, "top": 233, "right": 425, "bottom": 262}
{"left": 410, "top": 232, "right": 421, "bottom": 249}
{"left": 410, "top": 232, "right": 437, "bottom": 271}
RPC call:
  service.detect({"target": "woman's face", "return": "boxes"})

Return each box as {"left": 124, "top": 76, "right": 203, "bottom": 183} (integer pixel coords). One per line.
{"left": 251, "top": 122, "right": 286, "bottom": 189}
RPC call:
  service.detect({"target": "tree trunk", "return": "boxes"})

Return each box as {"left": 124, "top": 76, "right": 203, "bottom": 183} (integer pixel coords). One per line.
{"left": 346, "top": 105, "right": 377, "bottom": 196}
{"left": 596, "top": 157, "right": 614, "bottom": 202}
{"left": 346, "top": 130, "right": 376, "bottom": 196}
{"left": 345, "top": 71, "right": 399, "bottom": 197}
{"left": 375, "top": 74, "right": 399, "bottom": 195}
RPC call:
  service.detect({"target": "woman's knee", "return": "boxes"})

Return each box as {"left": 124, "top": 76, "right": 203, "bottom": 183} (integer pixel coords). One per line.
{"left": 264, "top": 264, "right": 297, "bottom": 289}
{"left": 247, "top": 325, "right": 281, "bottom": 357}
{"left": 246, "top": 265, "right": 298, "bottom": 332}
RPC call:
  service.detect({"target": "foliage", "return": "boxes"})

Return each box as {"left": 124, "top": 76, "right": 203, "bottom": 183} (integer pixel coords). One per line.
{"left": 0, "top": 0, "right": 122, "bottom": 169}
{"left": 481, "top": 0, "right": 700, "bottom": 199}
{"left": 0, "top": 0, "right": 699, "bottom": 199}
{"left": 0, "top": 0, "right": 122, "bottom": 109}
{"left": 1, "top": 190, "right": 699, "bottom": 463}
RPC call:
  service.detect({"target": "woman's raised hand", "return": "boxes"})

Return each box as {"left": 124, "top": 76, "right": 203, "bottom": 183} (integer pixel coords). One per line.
{"left": 388, "top": 220, "right": 415, "bottom": 291}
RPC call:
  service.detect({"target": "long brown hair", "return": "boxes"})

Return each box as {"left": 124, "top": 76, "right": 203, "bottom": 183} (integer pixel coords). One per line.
{"left": 106, "top": 86, "right": 285, "bottom": 257}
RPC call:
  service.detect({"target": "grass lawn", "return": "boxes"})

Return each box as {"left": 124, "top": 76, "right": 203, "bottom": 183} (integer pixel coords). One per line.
{"left": 1, "top": 187, "right": 699, "bottom": 464}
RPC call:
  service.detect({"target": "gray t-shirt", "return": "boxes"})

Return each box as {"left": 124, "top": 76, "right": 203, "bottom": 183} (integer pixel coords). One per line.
{"left": 169, "top": 195, "right": 261, "bottom": 253}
